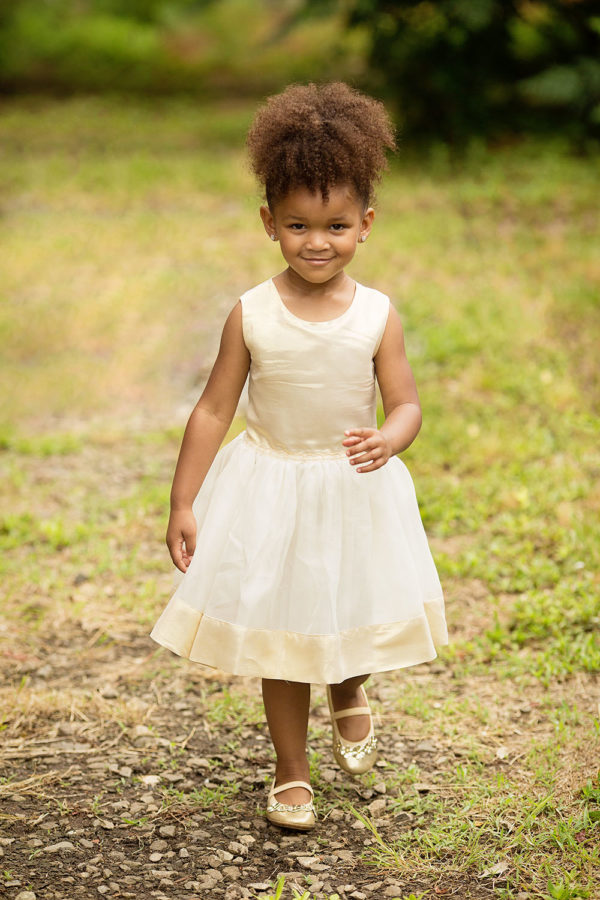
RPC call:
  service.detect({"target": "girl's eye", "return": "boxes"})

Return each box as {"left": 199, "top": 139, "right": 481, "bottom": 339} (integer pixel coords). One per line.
{"left": 330, "top": 224, "right": 346, "bottom": 231}
{"left": 289, "top": 224, "right": 305, "bottom": 231}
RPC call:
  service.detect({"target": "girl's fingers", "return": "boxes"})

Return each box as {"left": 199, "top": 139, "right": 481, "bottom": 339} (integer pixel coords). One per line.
{"left": 348, "top": 440, "right": 379, "bottom": 462}
{"left": 356, "top": 457, "right": 383, "bottom": 473}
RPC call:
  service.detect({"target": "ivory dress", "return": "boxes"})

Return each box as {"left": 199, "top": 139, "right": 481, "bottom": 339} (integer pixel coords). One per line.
{"left": 150, "top": 278, "right": 447, "bottom": 683}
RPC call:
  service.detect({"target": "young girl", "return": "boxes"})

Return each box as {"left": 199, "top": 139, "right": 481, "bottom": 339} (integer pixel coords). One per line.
{"left": 151, "top": 82, "right": 447, "bottom": 831}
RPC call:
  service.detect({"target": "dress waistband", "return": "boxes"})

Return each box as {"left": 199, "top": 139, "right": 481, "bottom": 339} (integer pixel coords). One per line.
{"left": 242, "top": 432, "right": 348, "bottom": 461}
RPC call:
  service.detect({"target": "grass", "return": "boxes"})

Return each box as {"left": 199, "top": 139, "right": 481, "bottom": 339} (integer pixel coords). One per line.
{"left": 1, "top": 97, "right": 599, "bottom": 897}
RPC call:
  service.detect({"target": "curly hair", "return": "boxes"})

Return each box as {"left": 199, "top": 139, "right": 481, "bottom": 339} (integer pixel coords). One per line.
{"left": 246, "top": 82, "right": 396, "bottom": 209}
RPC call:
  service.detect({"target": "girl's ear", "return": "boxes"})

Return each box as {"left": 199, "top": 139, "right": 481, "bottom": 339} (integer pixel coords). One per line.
{"left": 359, "top": 207, "right": 375, "bottom": 243}
{"left": 260, "top": 204, "right": 277, "bottom": 241}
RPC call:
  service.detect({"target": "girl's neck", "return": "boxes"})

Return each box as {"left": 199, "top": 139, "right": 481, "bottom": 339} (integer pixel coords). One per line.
{"left": 275, "top": 267, "right": 354, "bottom": 300}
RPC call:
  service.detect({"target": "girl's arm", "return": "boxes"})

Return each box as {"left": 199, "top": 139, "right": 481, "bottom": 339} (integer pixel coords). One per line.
{"left": 343, "top": 304, "right": 422, "bottom": 473}
{"left": 167, "top": 301, "right": 250, "bottom": 571}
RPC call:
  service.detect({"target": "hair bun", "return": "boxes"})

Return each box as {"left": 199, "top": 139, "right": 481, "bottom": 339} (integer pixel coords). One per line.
{"left": 247, "top": 82, "right": 396, "bottom": 208}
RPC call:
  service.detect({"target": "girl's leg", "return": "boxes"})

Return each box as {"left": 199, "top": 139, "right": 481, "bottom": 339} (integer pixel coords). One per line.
{"left": 262, "top": 678, "right": 312, "bottom": 805}
{"left": 328, "top": 674, "right": 372, "bottom": 741}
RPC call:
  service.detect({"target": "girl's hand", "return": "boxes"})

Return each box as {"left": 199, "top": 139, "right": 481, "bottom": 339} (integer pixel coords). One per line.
{"left": 343, "top": 428, "right": 392, "bottom": 473}
{"left": 166, "top": 508, "right": 197, "bottom": 573}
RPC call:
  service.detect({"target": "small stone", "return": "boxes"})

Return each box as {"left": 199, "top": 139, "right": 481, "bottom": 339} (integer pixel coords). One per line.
{"left": 222, "top": 866, "right": 241, "bottom": 879}
{"left": 367, "top": 798, "right": 387, "bottom": 817}
{"left": 334, "top": 850, "right": 354, "bottom": 862}
{"left": 263, "top": 841, "right": 278, "bottom": 853}
{"left": 217, "top": 849, "right": 234, "bottom": 862}
{"left": 140, "top": 774, "right": 160, "bottom": 787}
{"left": 297, "top": 856, "right": 320, "bottom": 869}
{"left": 205, "top": 854, "right": 223, "bottom": 868}
{"left": 327, "top": 808, "right": 344, "bottom": 821}
{"left": 163, "top": 772, "right": 184, "bottom": 784}
{"left": 16, "top": 893, "right": 37, "bottom": 900}
{"left": 185, "top": 883, "right": 203, "bottom": 891}
{"left": 132, "top": 724, "right": 152, "bottom": 738}
{"left": 118, "top": 766, "right": 133, "bottom": 778}
{"left": 149, "top": 852, "right": 163, "bottom": 862}
{"left": 99, "top": 685, "right": 119, "bottom": 699}
{"left": 44, "top": 841, "right": 76, "bottom": 853}
{"left": 159, "top": 825, "right": 176, "bottom": 837}
{"left": 27, "top": 839, "right": 43, "bottom": 848}
{"left": 97, "top": 888, "right": 110, "bottom": 896}
{"left": 150, "top": 839, "right": 168, "bottom": 851}
{"left": 350, "top": 893, "right": 367, "bottom": 899}
{"left": 373, "top": 781, "right": 387, "bottom": 794}
{"left": 384, "top": 886, "right": 405, "bottom": 898}
{"left": 415, "top": 740, "right": 436, "bottom": 752}
{"left": 204, "top": 868, "right": 224, "bottom": 883}
{"left": 179, "top": 848, "right": 190, "bottom": 858}
{"left": 187, "top": 756, "right": 211, "bottom": 769}
{"left": 228, "top": 841, "right": 248, "bottom": 856}
{"left": 363, "top": 882, "right": 383, "bottom": 893}
{"left": 238, "top": 834, "right": 256, "bottom": 845}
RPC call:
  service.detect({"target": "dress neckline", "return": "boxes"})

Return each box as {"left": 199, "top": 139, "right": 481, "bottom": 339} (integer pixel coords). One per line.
{"left": 269, "top": 277, "right": 359, "bottom": 327}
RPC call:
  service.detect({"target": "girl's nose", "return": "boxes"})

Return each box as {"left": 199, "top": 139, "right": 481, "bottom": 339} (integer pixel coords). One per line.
{"left": 306, "top": 231, "right": 330, "bottom": 249}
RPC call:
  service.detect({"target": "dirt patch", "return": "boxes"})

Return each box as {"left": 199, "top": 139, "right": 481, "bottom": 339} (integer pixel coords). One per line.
{"left": 2, "top": 614, "right": 596, "bottom": 899}
{"left": 1, "top": 434, "right": 598, "bottom": 899}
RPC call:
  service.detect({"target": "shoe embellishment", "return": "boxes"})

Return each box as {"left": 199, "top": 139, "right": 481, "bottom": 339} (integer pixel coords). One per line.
{"left": 333, "top": 732, "right": 378, "bottom": 761}
{"left": 266, "top": 798, "right": 315, "bottom": 813}
{"left": 265, "top": 779, "right": 316, "bottom": 831}
{"left": 327, "top": 684, "right": 378, "bottom": 775}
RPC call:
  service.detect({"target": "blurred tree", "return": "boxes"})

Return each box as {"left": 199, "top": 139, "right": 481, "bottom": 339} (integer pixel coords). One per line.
{"left": 0, "top": 0, "right": 365, "bottom": 96}
{"left": 300, "top": 0, "right": 600, "bottom": 144}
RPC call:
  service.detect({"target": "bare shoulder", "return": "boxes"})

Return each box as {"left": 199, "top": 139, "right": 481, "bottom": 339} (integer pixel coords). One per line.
{"left": 375, "top": 302, "right": 407, "bottom": 358}
{"left": 219, "top": 300, "right": 247, "bottom": 348}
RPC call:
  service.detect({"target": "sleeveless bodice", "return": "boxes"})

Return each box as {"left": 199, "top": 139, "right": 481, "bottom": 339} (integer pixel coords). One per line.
{"left": 240, "top": 278, "right": 390, "bottom": 457}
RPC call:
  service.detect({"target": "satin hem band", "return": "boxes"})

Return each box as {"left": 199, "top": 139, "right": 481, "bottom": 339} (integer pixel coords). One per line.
{"left": 150, "top": 597, "right": 448, "bottom": 684}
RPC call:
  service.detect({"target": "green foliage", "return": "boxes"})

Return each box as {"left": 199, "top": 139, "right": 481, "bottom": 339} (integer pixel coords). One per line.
{"left": 302, "top": 0, "right": 600, "bottom": 144}
{"left": 0, "top": 0, "right": 365, "bottom": 96}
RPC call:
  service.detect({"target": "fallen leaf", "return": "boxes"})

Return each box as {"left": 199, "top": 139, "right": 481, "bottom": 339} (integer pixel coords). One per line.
{"left": 481, "top": 860, "right": 509, "bottom": 878}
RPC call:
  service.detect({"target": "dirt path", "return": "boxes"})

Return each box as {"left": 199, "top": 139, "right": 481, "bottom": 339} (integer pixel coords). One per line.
{"left": 1, "top": 432, "right": 597, "bottom": 900}
{"left": 0, "top": 627, "right": 504, "bottom": 900}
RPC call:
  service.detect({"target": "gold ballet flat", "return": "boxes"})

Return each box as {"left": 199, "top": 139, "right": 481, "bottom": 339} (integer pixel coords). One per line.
{"left": 266, "top": 779, "right": 316, "bottom": 831}
{"left": 327, "top": 684, "right": 378, "bottom": 776}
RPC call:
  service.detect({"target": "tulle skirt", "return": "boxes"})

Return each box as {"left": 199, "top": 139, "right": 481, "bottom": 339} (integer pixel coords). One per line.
{"left": 150, "top": 432, "right": 447, "bottom": 683}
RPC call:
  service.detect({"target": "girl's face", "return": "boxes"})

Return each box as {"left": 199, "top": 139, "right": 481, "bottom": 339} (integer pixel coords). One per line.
{"left": 260, "top": 185, "right": 374, "bottom": 286}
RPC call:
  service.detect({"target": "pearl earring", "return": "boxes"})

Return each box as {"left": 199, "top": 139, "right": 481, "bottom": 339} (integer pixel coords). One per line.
{"left": 270, "top": 234, "right": 277, "bottom": 241}
{"left": 359, "top": 235, "right": 367, "bottom": 243}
